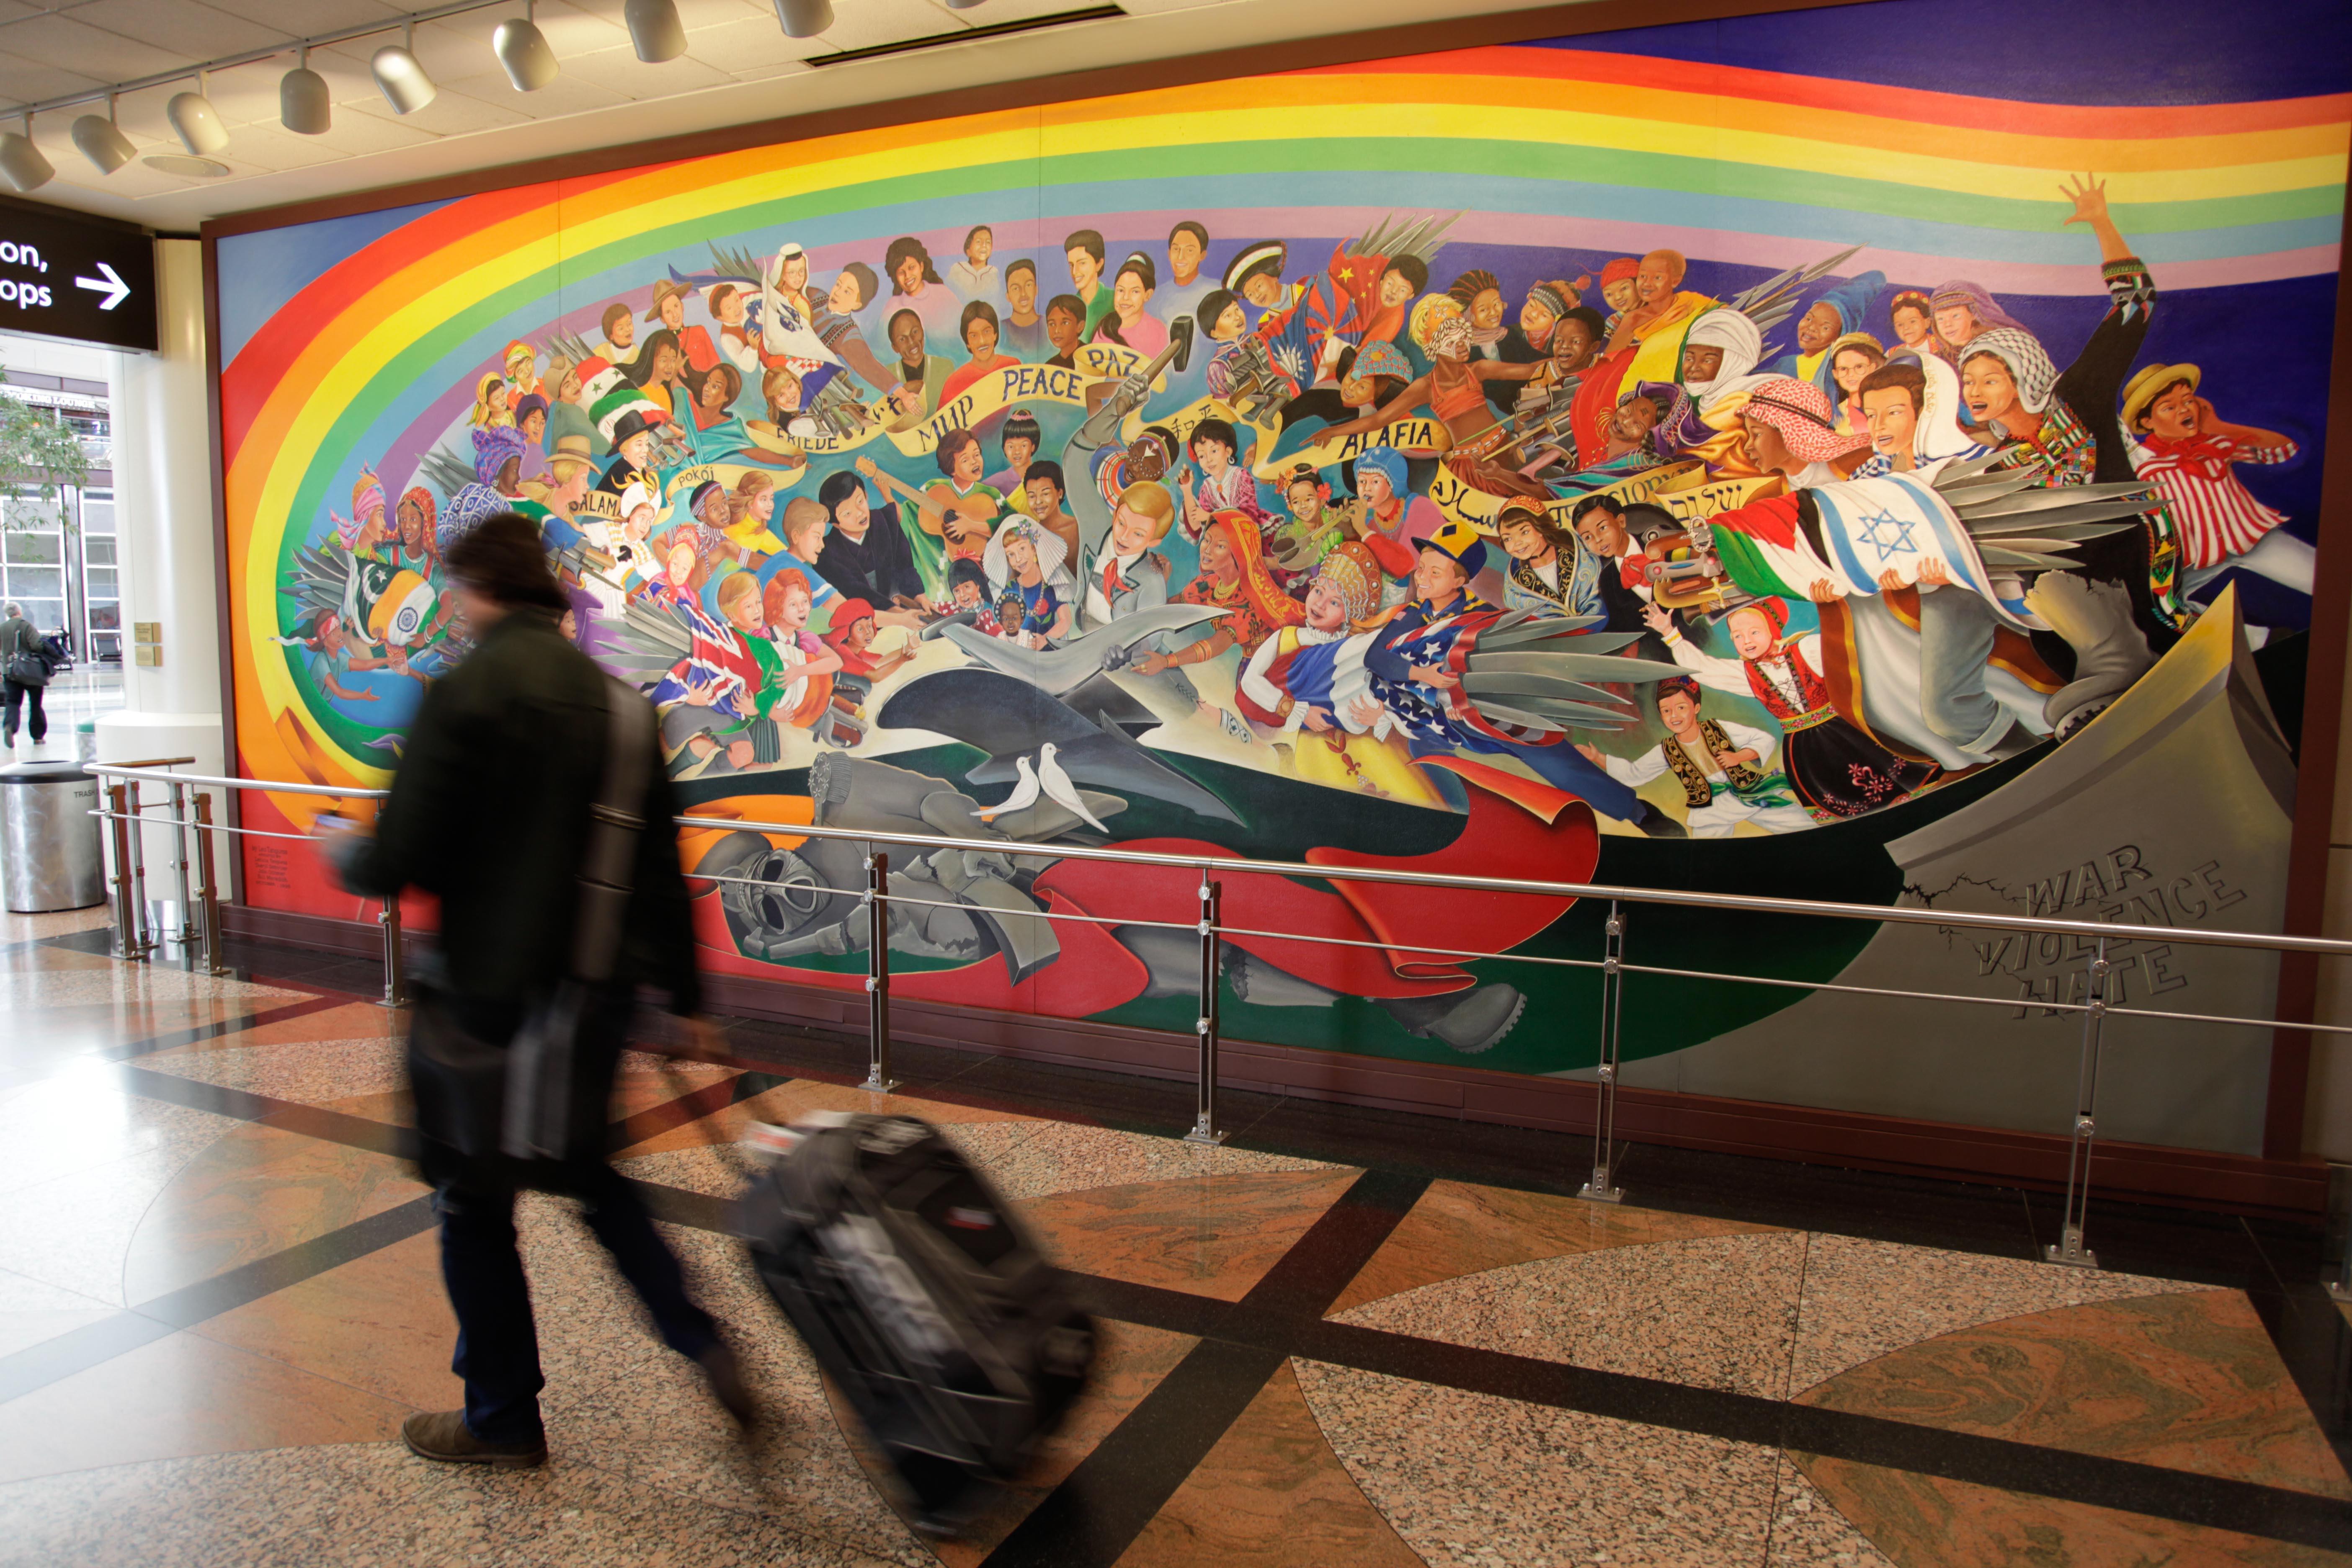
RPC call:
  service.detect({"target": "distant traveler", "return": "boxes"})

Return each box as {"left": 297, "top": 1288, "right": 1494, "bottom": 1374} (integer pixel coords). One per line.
{"left": 319, "top": 513, "right": 750, "bottom": 1467}
{"left": 1, "top": 601, "right": 48, "bottom": 751}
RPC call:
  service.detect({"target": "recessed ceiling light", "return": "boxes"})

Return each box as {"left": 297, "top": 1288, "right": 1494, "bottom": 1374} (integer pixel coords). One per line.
{"left": 144, "top": 153, "right": 230, "bottom": 178}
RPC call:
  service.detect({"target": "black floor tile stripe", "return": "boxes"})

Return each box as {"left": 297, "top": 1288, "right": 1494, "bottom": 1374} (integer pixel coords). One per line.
{"left": 1054, "top": 1273, "right": 2352, "bottom": 1555}
{"left": 0, "top": 1197, "right": 437, "bottom": 1408}
{"left": 977, "top": 1169, "right": 1429, "bottom": 1568}
{"left": 35, "top": 1003, "right": 2349, "bottom": 1558}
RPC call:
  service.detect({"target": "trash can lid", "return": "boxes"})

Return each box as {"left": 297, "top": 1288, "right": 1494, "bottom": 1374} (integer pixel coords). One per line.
{"left": 74, "top": 720, "right": 93, "bottom": 732}
{"left": 0, "top": 761, "right": 94, "bottom": 784}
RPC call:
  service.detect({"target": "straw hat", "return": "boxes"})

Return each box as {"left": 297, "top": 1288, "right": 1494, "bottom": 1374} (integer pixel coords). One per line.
{"left": 2120, "top": 362, "right": 2200, "bottom": 432}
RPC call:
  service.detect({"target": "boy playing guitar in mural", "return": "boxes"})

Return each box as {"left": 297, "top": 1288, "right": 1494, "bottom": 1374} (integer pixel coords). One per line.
{"left": 857, "top": 432, "right": 1000, "bottom": 566}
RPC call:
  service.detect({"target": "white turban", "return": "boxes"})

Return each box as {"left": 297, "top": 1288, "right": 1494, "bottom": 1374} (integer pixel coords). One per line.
{"left": 1681, "top": 309, "right": 1764, "bottom": 397}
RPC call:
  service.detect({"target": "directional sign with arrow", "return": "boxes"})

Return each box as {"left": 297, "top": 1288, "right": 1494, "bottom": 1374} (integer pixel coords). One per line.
{"left": 0, "top": 195, "right": 156, "bottom": 353}
{"left": 73, "top": 262, "right": 131, "bottom": 312}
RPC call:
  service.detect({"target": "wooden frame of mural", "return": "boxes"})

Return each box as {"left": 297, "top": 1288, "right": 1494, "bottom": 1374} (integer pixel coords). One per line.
{"left": 200, "top": 0, "right": 2352, "bottom": 1211}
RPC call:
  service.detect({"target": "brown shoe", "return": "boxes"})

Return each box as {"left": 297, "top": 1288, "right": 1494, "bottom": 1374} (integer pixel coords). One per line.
{"left": 401, "top": 1409, "right": 547, "bottom": 1468}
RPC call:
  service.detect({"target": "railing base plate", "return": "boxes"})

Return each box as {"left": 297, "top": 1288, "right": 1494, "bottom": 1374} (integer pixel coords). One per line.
{"left": 2325, "top": 1280, "right": 2350, "bottom": 1304}
{"left": 859, "top": 1074, "right": 900, "bottom": 1095}
{"left": 1578, "top": 1180, "right": 1623, "bottom": 1204}
{"left": 1182, "top": 1121, "right": 1227, "bottom": 1147}
{"left": 2043, "top": 1243, "right": 2100, "bottom": 1270}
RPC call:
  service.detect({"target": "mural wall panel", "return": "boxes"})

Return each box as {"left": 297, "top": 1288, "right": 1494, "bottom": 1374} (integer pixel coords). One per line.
{"left": 217, "top": 0, "right": 2352, "bottom": 1153}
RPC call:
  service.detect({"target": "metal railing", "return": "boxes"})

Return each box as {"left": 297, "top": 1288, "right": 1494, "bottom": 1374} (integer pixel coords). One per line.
{"left": 85, "top": 761, "right": 2352, "bottom": 1271}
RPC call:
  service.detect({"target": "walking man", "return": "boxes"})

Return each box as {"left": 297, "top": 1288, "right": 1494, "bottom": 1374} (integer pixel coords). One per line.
{"left": 320, "top": 513, "right": 749, "bottom": 1467}
{"left": 0, "top": 601, "right": 49, "bottom": 751}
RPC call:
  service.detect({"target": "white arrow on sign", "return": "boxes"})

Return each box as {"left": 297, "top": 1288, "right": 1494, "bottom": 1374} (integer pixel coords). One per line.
{"left": 73, "top": 261, "right": 129, "bottom": 311}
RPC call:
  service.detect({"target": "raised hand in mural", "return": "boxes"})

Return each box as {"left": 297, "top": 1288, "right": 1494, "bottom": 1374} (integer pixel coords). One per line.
{"left": 2059, "top": 172, "right": 2131, "bottom": 263}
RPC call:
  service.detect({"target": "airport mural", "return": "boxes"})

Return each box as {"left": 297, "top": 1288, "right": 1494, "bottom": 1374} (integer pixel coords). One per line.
{"left": 218, "top": 0, "right": 2349, "bottom": 1151}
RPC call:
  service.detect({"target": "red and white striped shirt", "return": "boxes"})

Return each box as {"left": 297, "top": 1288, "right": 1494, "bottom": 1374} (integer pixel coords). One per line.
{"left": 2130, "top": 433, "right": 2298, "bottom": 569}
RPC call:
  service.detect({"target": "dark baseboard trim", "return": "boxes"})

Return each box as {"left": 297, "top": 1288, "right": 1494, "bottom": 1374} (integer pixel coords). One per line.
{"left": 220, "top": 903, "right": 2329, "bottom": 1217}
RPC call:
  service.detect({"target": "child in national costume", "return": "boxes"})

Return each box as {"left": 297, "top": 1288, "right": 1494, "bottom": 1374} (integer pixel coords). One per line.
{"left": 1577, "top": 676, "right": 1813, "bottom": 837}
{"left": 1643, "top": 596, "right": 1934, "bottom": 821}
{"left": 1360, "top": 521, "right": 1684, "bottom": 837}
{"left": 1235, "top": 540, "right": 1442, "bottom": 805}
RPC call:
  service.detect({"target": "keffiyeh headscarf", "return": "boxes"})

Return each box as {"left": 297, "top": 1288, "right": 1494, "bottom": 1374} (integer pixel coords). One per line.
{"left": 438, "top": 482, "right": 507, "bottom": 555}
{"left": 1959, "top": 327, "right": 2058, "bottom": 415}
{"left": 1741, "top": 377, "right": 1872, "bottom": 464}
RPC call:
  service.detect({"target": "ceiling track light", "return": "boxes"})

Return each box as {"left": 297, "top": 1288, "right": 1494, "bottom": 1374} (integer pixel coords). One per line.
{"left": 774, "top": 0, "right": 834, "bottom": 39}
{"left": 494, "top": 0, "right": 559, "bottom": 93}
{"left": 0, "top": 111, "right": 52, "bottom": 193}
{"left": 71, "top": 91, "right": 134, "bottom": 175}
{"left": 167, "top": 68, "right": 229, "bottom": 157}
{"left": 281, "top": 45, "right": 332, "bottom": 135}
{"left": 372, "top": 19, "right": 438, "bottom": 115}
{"left": 625, "top": 0, "right": 687, "bottom": 63}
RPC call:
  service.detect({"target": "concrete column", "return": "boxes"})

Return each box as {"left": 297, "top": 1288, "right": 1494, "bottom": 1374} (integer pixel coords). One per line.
{"left": 97, "top": 238, "right": 219, "bottom": 901}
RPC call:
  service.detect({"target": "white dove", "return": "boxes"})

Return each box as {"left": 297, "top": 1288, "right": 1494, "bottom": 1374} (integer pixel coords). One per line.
{"left": 975, "top": 755, "right": 1042, "bottom": 821}
{"left": 1036, "top": 742, "right": 1110, "bottom": 833}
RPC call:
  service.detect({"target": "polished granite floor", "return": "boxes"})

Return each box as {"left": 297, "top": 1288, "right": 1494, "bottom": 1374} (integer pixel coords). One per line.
{"left": 2, "top": 906, "right": 2349, "bottom": 1566}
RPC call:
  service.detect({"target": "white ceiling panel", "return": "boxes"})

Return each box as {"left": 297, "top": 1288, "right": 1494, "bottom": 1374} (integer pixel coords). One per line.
{"left": 436, "top": 63, "right": 637, "bottom": 118}
{"left": 560, "top": 42, "right": 733, "bottom": 99}
{"left": 58, "top": 0, "right": 286, "bottom": 60}
{"left": 0, "top": 0, "right": 1569, "bottom": 225}
{"left": 808, "top": 0, "right": 972, "bottom": 52}
{"left": 0, "top": 46, "right": 99, "bottom": 103}
{"left": 307, "top": 103, "right": 441, "bottom": 153}
{"left": 684, "top": 14, "right": 825, "bottom": 72}
{"left": 0, "top": 11, "right": 192, "bottom": 77}
{"left": 198, "top": 0, "right": 410, "bottom": 32}
{"left": 341, "top": 81, "right": 534, "bottom": 137}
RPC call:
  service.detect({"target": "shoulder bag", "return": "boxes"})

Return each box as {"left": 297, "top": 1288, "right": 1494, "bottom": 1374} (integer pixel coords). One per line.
{"left": 4, "top": 623, "right": 46, "bottom": 688}
{"left": 406, "top": 676, "right": 657, "bottom": 1185}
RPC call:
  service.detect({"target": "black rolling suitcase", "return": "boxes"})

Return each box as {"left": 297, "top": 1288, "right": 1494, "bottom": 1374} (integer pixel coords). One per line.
{"left": 737, "top": 1112, "right": 1096, "bottom": 1531}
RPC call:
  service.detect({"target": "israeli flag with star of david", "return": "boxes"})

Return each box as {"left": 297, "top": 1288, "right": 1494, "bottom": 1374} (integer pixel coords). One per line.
{"left": 1808, "top": 473, "right": 2026, "bottom": 627}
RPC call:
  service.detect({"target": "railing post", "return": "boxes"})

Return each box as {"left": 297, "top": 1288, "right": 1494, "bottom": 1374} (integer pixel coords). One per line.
{"left": 1184, "top": 874, "right": 1226, "bottom": 1146}
{"left": 167, "top": 778, "right": 196, "bottom": 948}
{"left": 377, "top": 895, "right": 406, "bottom": 1008}
{"left": 192, "top": 791, "right": 228, "bottom": 977}
{"left": 862, "top": 850, "right": 897, "bottom": 1093}
{"left": 124, "top": 779, "right": 152, "bottom": 957}
{"left": 2046, "top": 937, "right": 2109, "bottom": 1269}
{"left": 103, "top": 780, "right": 139, "bottom": 960}
{"left": 1580, "top": 900, "right": 1626, "bottom": 1203}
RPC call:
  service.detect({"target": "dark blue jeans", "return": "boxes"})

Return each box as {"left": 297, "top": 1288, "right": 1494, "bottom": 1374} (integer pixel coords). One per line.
{"left": 436, "top": 1160, "right": 719, "bottom": 1444}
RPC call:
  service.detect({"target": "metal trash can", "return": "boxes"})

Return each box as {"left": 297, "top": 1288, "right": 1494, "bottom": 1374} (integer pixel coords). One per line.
{"left": 0, "top": 761, "right": 104, "bottom": 912}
